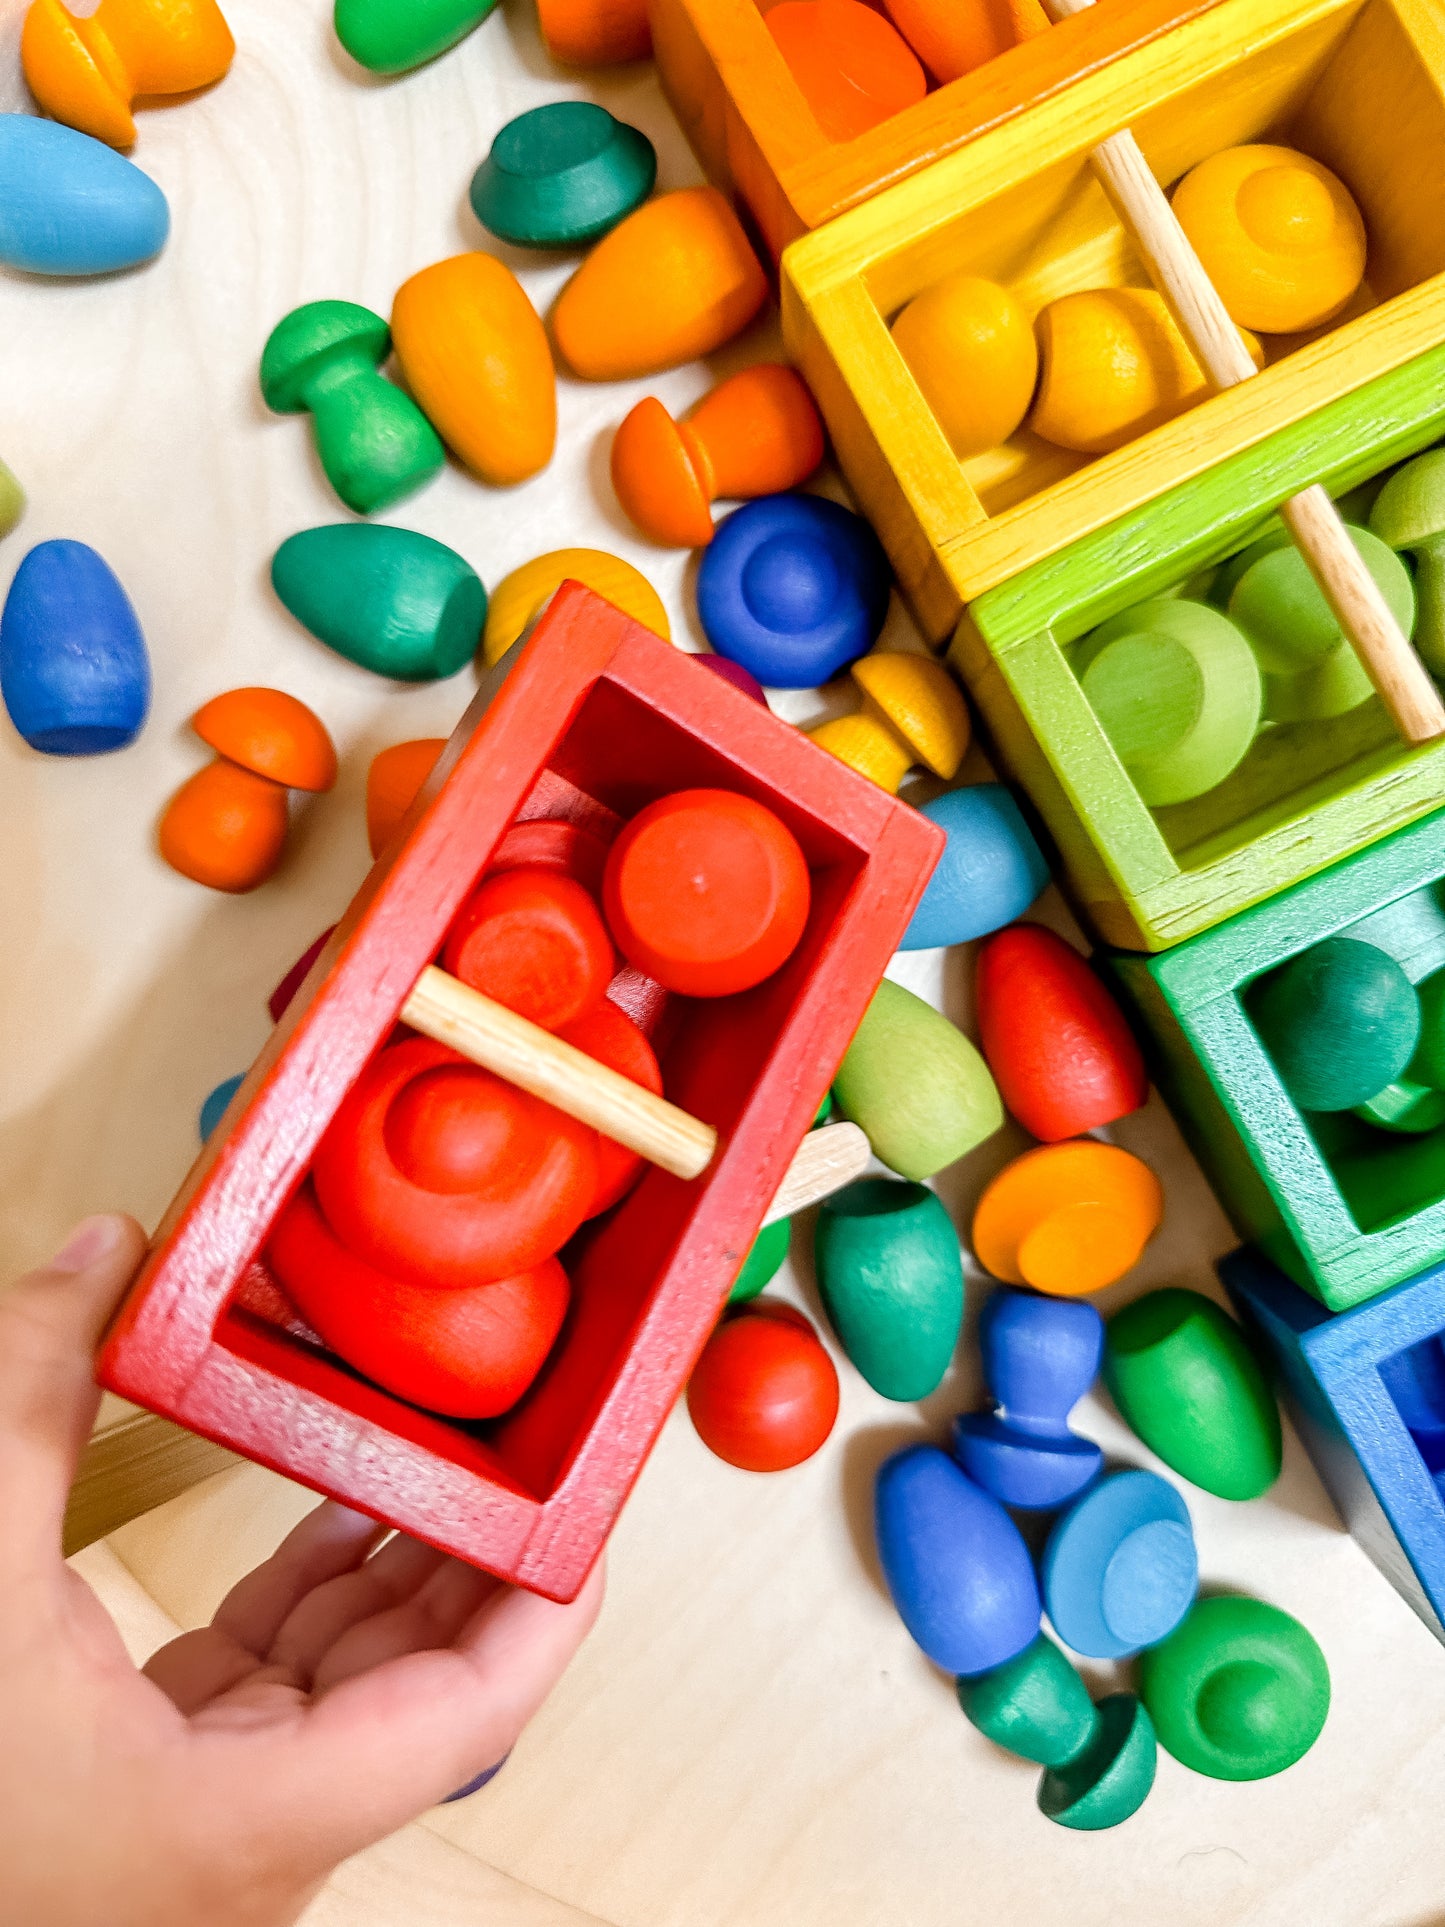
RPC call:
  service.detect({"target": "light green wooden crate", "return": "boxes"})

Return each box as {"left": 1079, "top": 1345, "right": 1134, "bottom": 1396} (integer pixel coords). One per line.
{"left": 952, "top": 344, "right": 1445, "bottom": 953}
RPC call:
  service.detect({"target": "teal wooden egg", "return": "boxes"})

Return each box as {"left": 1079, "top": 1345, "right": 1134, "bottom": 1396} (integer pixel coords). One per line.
{"left": 271, "top": 525, "right": 485, "bottom": 682}
{"left": 814, "top": 1177, "right": 963, "bottom": 1400}
{"left": 1249, "top": 936, "right": 1421, "bottom": 1113}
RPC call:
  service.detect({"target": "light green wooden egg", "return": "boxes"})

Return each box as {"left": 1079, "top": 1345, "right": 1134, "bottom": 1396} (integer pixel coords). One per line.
{"left": 834, "top": 978, "right": 1003, "bottom": 1181}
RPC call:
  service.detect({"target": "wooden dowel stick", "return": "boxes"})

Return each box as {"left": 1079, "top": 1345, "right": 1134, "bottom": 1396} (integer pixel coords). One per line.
{"left": 1038, "top": 0, "right": 1445, "bottom": 746}
{"left": 762, "top": 1121, "right": 870, "bottom": 1224}
{"left": 403, "top": 966, "right": 873, "bottom": 1218}
{"left": 403, "top": 965, "right": 718, "bottom": 1180}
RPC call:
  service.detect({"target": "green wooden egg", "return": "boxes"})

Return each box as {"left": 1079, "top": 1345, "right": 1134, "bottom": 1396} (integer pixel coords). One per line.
{"left": 1074, "top": 597, "right": 1262, "bottom": 806}
{"left": 834, "top": 978, "right": 1003, "bottom": 1181}
{"left": 334, "top": 0, "right": 497, "bottom": 73}
{"left": 1228, "top": 522, "right": 1415, "bottom": 722}
{"left": 470, "top": 103, "right": 656, "bottom": 249}
{"left": 1104, "top": 1288, "right": 1281, "bottom": 1500}
{"left": 1371, "top": 449, "right": 1445, "bottom": 676}
{"left": 271, "top": 525, "right": 485, "bottom": 682}
{"left": 0, "top": 457, "right": 23, "bottom": 538}
{"left": 1139, "top": 1596, "right": 1329, "bottom": 1781}
{"left": 1354, "top": 1075, "right": 1445, "bottom": 1135}
{"left": 814, "top": 1177, "right": 963, "bottom": 1400}
{"left": 1249, "top": 936, "right": 1421, "bottom": 1113}
{"left": 728, "top": 1217, "right": 790, "bottom": 1305}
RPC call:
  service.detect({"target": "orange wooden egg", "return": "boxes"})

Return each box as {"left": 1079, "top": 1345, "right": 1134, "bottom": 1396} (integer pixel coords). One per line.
{"left": 881, "top": 0, "right": 1047, "bottom": 83}
{"left": 391, "top": 253, "right": 556, "bottom": 486}
{"left": 366, "top": 737, "right": 446, "bottom": 857}
{"left": 536, "top": 0, "right": 650, "bottom": 65}
{"left": 192, "top": 686, "right": 337, "bottom": 792}
{"left": 972, "top": 1141, "right": 1163, "bottom": 1297}
{"left": 158, "top": 759, "right": 289, "bottom": 893}
{"left": 611, "top": 363, "right": 824, "bottom": 547}
{"left": 553, "top": 188, "right": 769, "bottom": 382}
{"left": 765, "top": 0, "right": 926, "bottom": 144}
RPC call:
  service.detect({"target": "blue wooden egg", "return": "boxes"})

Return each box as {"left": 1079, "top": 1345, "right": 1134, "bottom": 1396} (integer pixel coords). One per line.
{"left": 0, "top": 115, "right": 169, "bottom": 276}
{"left": 696, "top": 492, "right": 891, "bottom": 688}
{"left": 1, "top": 540, "right": 151, "bottom": 754}
{"left": 875, "top": 1443, "right": 1040, "bottom": 1676}
{"left": 1042, "top": 1469, "right": 1197, "bottom": 1660}
{"left": 900, "top": 784, "right": 1050, "bottom": 950}
{"left": 198, "top": 1073, "right": 245, "bottom": 1142}
{"left": 441, "top": 1754, "right": 508, "bottom": 1803}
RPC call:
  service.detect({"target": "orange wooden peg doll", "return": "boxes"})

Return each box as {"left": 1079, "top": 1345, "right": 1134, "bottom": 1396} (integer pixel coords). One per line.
{"left": 22, "top": 0, "right": 235, "bottom": 150}
{"left": 610, "top": 364, "right": 825, "bottom": 547}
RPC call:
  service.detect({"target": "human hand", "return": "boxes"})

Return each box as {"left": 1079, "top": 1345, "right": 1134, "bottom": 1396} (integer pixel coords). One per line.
{"left": 0, "top": 1213, "right": 604, "bottom": 1927}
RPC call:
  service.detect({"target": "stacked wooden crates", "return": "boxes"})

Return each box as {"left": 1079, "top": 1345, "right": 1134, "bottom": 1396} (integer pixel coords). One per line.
{"left": 662, "top": 0, "right": 1445, "bottom": 1636}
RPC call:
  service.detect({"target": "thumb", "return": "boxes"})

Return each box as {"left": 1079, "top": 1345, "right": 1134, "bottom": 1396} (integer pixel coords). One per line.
{"left": 0, "top": 1214, "right": 148, "bottom": 1559}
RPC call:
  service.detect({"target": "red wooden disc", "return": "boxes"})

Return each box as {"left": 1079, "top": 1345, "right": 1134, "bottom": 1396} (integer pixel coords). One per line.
{"left": 311, "top": 1037, "right": 598, "bottom": 1288}
{"left": 488, "top": 819, "right": 612, "bottom": 897}
{"left": 269, "top": 1184, "right": 569, "bottom": 1419}
{"left": 442, "top": 866, "right": 615, "bottom": 1031}
{"left": 686, "top": 1299, "right": 839, "bottom": 1472}
{"left": 602, "top": 789, "right": 811, "bottom": 997}
{"left": 557, "top": 998, "right": 664, "bottom": 1217}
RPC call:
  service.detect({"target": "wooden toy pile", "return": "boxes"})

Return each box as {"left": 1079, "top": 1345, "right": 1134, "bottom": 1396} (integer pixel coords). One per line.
{"left": 10, "top": 0, "right": 1445, "bottom": 1842}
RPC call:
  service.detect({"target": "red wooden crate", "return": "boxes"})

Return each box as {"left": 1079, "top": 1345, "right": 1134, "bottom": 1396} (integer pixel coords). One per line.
{"left": 98, "top": 587, "right": 942, "bottom": 1601}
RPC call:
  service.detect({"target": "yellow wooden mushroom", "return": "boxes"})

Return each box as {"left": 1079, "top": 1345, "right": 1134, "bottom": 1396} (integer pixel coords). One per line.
{"left": 807, "top": 651, "right": 970, "bottom": 793}
{"left": 482, "top": 548, "right": 670, "bottom": 666}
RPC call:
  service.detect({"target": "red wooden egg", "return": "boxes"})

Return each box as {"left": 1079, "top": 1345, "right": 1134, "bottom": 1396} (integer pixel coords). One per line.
{"left": 269, "top": 1184, "right": 569, "bottom": 1419}
{"left": 442, "top": 866, "right": 615, "bottom": 1031}
{"left": 603, "top": 787, "right": 810, "bottom": 997}
{"left": 311, "top": 1037, "right": 598, "bottom": 1287}
{"left": 557, "top": 998, "right": 664, "bottom": 1217}
{"left": 488, "top": 819, "right": 612, "bottom": 897}
{"left": 268, "top": 924, "right": 336, "bottom": 1023}
{"left": 976, "top": 923, "right": 1148, "bottom": 1143}
{"left": 687, "top": 1300, "right": 839, "bottom": 1472}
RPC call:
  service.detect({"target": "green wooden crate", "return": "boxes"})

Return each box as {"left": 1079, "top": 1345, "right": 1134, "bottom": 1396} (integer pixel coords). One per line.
{"left": 1107, "top": 807, "right": 1445, "bottom": 1312}
{"left": 951, "top": 345, "right": 1445, "bottom": 953}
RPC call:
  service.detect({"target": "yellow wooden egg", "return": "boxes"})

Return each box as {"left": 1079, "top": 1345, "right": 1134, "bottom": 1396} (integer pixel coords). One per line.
{"left": 1172, "top": 144, "right": 1367, "bottom": 335}
{"left": 890, "top": 274, "right": 1038, "bottom": 459}
{"left": 483, "top": 548, "right": 669, "bottom": 664}
{"left": 1031, "top": 288, "right": 1263, "bottom": 457}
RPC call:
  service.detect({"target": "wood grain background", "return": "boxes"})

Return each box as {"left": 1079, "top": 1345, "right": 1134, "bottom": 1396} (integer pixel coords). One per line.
{"left": 5, "top": 2, "right": 1445, "bottom": 1920}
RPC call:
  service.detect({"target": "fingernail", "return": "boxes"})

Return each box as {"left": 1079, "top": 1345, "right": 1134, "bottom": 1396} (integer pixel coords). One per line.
{"left": 50, "top": 1214, "right": 125, "bottom": 1274}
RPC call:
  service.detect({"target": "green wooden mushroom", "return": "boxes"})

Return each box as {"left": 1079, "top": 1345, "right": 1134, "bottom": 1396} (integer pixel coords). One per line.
{"left": 260, "top": 300, "right": 444, "bottom": 516}
{"left": 1371, "top": 448, "right": 1445, "bottom": 676}
{"left": 470, "top": 103, "right": 656, "bottom": 249}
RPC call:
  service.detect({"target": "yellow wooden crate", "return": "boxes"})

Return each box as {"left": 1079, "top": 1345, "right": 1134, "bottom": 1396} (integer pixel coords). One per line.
{"left": 781, "top": 0, "right": 1445, "bottom": 642}
{"left": 650, "top": 0, "right": 1222, "bottom": 261}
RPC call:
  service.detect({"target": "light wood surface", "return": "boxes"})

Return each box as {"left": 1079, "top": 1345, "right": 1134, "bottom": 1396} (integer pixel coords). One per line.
{"left": 5, "top": 3, "right": 1445, "bottom": 1923}
{"left": 1037, "top": 0, "right": 1445, "bottom": 745}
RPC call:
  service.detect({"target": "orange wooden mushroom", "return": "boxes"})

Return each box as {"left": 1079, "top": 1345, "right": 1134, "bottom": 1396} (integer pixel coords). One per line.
{"left": 552, "top": 188, "right": 768, "bottom": 381}
{"left": 971, "top": 1141, "right": 1163, "bottom": 1297}
{"left": 22, "top": 0, "right": 235, "bottom": 151}
{"left": 193, "top": 686, "right": 338, "bottom": 793}
{"left": 610, "top": 364, "right": 825, "bottom": 547}
{"left": 160, "top": 688, "right": 336, "bottom": 894}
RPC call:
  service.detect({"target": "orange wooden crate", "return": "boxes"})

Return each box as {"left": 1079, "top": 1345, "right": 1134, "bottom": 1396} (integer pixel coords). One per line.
{"left": 650, "top": 0, "right": 1225, "bottom": 259}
